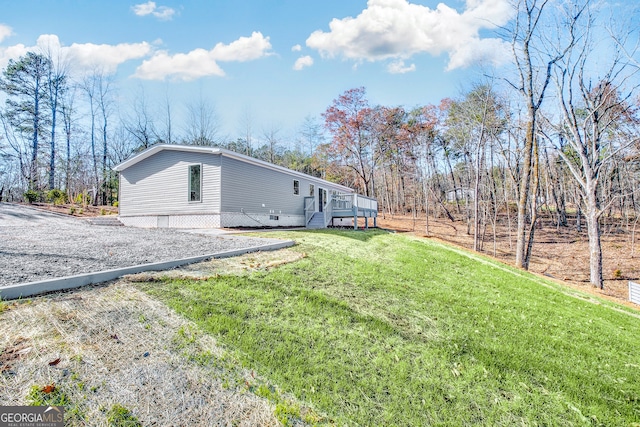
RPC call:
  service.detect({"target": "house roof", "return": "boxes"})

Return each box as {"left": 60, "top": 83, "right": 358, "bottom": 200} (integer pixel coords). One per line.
{"left": 112, "top": 144, "right": 354, "bottom": 193}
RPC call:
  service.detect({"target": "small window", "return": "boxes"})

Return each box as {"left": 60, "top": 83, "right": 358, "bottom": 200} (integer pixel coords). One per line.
{"left": 293, "top": 179, "right": 300, "bottom": 195}
{"left": 269, "top": 215, "right": 279, "bottom": 221}
{"left": 189, "top": 164, "right": 201, "bottom": 202}
{"left": 309, "top": 184, "right": 315, "bottom": 197}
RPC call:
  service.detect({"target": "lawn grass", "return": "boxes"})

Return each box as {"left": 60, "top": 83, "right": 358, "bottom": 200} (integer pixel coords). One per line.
{"left": 139, "top": 230, "right": 640, "bottom": 426}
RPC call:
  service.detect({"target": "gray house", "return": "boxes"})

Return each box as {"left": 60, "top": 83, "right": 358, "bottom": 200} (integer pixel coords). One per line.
{"left": 113, "top": 144, "right": 377, "bottom": 229}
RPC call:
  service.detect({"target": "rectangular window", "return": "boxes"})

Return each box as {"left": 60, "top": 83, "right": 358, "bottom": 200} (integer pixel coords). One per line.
{"left": 189, "top": 164, "right": 201, "bottom": 202}
{"left": 309, "top": 184, "right": 315, "bottom": 197}
{"left": 293, "top": 179, "right": 300, "bottom": 195}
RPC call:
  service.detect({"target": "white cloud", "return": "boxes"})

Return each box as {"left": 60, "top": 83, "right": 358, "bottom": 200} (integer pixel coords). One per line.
{"left": 132, "top": 1, "right": 156, "bottom": 16}
{"left": 67, "top": 40, "right": 152, "bottom": 74}
{"left": 291, "top": 44, "right": 302, "bottom": 52}
{"left": 306, "top": 0, "right": 513, "bottom": 70}
{"left": 446, "top": 37, "right": 510, "bottom": 71}
{"left": 132, "top": 1, "right": 176, "bottom": 21}
{"left": 0, "top": 34, "right": 151, "bottom": 74}
{"left": 387, "top": 59, "right": 415, "bottom": 74}
{"left": 210, "top": 32, "right": 272, "bottom": 62}
{"left": 133, "top": 32, "right": 272, "bottom": 81}
{"left": 293, "top": 55, "right": 313, "bottom": 71}
{"left": 0, "top": 24, "right": 13, "bottom": 43}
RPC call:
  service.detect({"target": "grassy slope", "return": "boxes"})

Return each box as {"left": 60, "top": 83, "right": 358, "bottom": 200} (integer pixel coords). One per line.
{"left": 140, "top": 230, "right": 640, "bottom": 426}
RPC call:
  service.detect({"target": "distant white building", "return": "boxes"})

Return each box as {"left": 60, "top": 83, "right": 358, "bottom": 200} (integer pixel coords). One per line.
{"left": 446, "top": 187, "right": 474, "bottom": 203}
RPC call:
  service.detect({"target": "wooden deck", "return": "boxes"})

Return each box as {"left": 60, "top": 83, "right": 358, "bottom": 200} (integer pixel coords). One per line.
{"left": 305, "top": 193, "right": 378, "bottom": 229}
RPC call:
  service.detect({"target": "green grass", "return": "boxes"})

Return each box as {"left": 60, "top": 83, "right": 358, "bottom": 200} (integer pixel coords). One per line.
{"left": 105, "top": 404, "right": 142, "bottom": 427}
{"left": 139, "top": 230, "right": 640, "bottom": 426}
{"left": 27, "top": 384, "right": 84, "bottom": 422}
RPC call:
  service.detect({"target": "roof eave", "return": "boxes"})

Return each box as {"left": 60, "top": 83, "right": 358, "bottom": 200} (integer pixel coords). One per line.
{"left": 112, "top": 144, "right": 354, "bottom": 193}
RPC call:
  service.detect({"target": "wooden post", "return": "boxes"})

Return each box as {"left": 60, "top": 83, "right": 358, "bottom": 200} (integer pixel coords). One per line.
{"left": 353, "top": 206, "right": 357, "bottom": 230}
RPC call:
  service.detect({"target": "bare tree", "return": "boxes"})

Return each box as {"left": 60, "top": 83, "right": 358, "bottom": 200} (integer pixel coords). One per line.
{"left": 156, "top": 89, "right": 174, "bottom": 144}
{"left": 262, "top": 123, "right": 281, "bottom": 164}
{"left": 125, "top": 86, "right": 157, "bottom": 150}
{"left": 299, "top": 115, "right": 325, "bottom": 156}
{"left": 505, "top": 0, "right": 579, "bottom": 269}
{"left": 447, "top": 83, "right": 506, "bottom": 251}
{"left": 59, "top": 84, "right": 77, "bottom": 193}
{"left": 41, "top": 42, "right": 69, "bottom": 190}
{"left": 80, "top": 74, "right": 98, "bottom": 202}
{"left": 96, "top": 73, "right": 114, "bottom": 204}
{"left": 80, "top": 70, "right": 114, "bottom": 205}
{"left": 184, "top": 96, "right": 220, "bottom": 146}
{"left": 550, "top": 5, "right": 640, "bottom": 288}
{"left": 237, "top": 105, "right": 254, "bottom": 155}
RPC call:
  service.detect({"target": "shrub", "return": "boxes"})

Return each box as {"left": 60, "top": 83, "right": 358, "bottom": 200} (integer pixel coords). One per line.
{"left": 46, "top": 189, "right": 68, "bottom": 205}
{"left": 69, "top": 206, "right": 76, "bottom": 215}
{"left": 113, "top": 201, "right": 119, "bottom": 208}
{"left": 23, "top": 190, "right": 39, "bottom": 203}
{"left": 75, "top": 192, "right": 90, "bottom": 205}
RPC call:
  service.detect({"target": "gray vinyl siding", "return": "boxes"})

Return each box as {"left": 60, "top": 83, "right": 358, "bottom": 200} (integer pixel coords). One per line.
{"left": 220, "top": 156, "right": 348, "bottom": 215}
{"left": 119, "top": 150, "right": 221, "bottom": 216}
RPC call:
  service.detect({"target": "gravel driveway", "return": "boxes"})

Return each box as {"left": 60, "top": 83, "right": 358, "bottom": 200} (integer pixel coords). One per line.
{"left": 0, "top": 203, "right": 286, "bottom": 287}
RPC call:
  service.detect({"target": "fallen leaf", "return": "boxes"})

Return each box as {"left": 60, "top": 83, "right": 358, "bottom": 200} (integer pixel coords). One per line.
{"left": 48, "top": 358, "right": 61, "bottom": 366}
{"left": 42, "top": 384, "right": 55, "bottom": 394}
{"left": 17, "top": 347, "right": 32, "bottom": 355}
{"left": 110, "top": 334, "right": 118, "bottom": 340}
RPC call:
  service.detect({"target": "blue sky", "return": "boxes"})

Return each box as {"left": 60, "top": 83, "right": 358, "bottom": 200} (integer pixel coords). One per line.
{"left": 0, "top": 0, "right": 515, "bottom": 144}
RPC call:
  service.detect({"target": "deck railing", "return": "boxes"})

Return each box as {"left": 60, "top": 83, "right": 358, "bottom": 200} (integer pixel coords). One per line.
{"left": 323, "top": 194, "right": 333, "bottom": 227}
{"left": 354, "top": 194, "right": 378, "bottom": 212}
{"left": 304, "top": 196, "right": 315, "bottom": 225}
{"left": 331, "top": 193, "right": 353, "bottom": 210}
{"left": 329, "top": 193, "right": 378, "bottom": 213}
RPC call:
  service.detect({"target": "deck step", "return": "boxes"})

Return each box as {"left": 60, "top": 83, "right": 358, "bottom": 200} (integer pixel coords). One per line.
{"left": 86, "top": 216, "right": 124, "bottom": 226}
{"left": 306, "top": 212, "right": 327, "bottom": 229}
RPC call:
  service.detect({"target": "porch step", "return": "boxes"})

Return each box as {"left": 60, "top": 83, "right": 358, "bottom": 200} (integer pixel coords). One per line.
{"left": 86, "top": 216, "right": 124, "bottom": 226}
{"left": 306, "top": 212, "right": 326, "bottom": 229}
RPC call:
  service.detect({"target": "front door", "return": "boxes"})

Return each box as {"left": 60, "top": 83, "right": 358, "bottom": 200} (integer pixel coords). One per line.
{"left": 318, "top": 188, "right": 324, "bottom": 212}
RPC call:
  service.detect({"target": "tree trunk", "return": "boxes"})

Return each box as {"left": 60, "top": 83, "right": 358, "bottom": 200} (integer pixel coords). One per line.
{"left": 31, "top": 78, "right": 41, "bottom": 191}
{"left": 102, "top": 116, "right": 107, "bottom": 205}
{"left": 516, "top": 118, "right": 535, "bottom": 268}
{"left": 585, "top": 179, "right": 603, "bottom": 288}
{"left": 523, "top": 135, "right": 540, "bottom": 268}
{"left": 49, "top": 96, "right": 58, "bottom": 190}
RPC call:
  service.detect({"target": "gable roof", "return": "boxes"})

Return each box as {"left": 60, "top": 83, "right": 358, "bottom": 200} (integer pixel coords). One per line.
{"left": 112, "top": 144, "right": 354, "bottom": 193}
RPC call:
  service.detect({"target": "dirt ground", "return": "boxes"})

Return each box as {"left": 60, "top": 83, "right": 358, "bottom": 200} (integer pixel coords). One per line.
{"left": 375, "top": 213, "right": 640, "bottom": 309}
{"left": 23, "top": 202, "right": 119, "bottom": 217}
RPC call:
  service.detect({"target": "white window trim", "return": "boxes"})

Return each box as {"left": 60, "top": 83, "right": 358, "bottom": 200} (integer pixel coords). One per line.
{"left": 188, "top": 163, "right": 203, "bottom": 203}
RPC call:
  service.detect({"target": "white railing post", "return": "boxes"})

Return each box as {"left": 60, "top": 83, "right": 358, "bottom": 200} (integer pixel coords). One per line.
{"left": 304, "top": 197, "right": 315, "bottom": 225}
{"left": 324, "top": 194, "right": 333, "bottom": 227}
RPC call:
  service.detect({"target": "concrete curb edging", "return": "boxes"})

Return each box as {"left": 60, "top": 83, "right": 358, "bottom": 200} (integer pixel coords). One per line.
{"left": 0, "top": 240, "right": 295, "bottom": 300}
